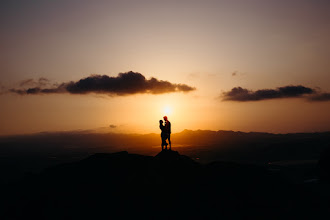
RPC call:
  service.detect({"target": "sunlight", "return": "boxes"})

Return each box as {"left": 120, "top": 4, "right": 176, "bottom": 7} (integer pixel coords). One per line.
{"left": 163, "top": 106, "right": 172, "bottom": 116}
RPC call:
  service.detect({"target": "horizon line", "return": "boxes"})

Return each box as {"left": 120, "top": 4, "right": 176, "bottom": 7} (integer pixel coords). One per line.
{"left": 1, "top": 128, "right": 330, "bottom": 138}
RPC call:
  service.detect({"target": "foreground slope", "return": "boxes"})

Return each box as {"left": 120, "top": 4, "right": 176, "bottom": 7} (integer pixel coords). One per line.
{"left": 1, "top": 150, "right": 329, "bottom": 219}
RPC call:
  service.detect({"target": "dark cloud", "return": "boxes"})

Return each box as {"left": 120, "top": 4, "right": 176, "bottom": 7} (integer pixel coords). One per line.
{"left": 10, "top": 71, "right": 196, "bottom": 96}
{"left": 232, "top": 71, "right": 237, "bottom": 76}
{"left": 222, "top": 85, "right": 315, "bottom": 101}
{"left": 308, "top": 93, "right": 330, "bottom": 101}
{"left": 109, "top": 125, "right": 117, "bottom": 129}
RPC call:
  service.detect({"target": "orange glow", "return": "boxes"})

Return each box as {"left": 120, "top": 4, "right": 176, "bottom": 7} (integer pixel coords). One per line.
{"left": 1, "top": 1, "right": 330, "bottom": 135}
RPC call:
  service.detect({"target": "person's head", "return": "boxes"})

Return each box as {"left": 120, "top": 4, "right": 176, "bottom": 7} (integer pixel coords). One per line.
{"left": 163, "top": 116, "right": 168, "bottom": 121}
{"left": 159, "top": 120, "right": 163, "bottom": 124}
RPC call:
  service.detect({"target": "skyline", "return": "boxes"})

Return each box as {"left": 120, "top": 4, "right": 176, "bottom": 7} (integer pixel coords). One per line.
{"left": 1, "top": 0, "right": 330, "bottom": 135}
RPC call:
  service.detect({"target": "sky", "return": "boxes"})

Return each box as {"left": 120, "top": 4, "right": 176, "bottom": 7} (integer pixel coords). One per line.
{"left": 1, "top": 0, "right": 330, "bottom": 135}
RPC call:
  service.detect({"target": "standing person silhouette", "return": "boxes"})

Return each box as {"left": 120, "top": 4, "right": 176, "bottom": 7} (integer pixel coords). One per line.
{"left": 163, "top": 116, "right": 171, "bottom": 150}
{"left": 159, "top": 120, "right": 168, "bottom": 150}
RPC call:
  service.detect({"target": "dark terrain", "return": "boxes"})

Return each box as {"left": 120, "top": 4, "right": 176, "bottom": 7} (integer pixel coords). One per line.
{"left": 1, "top": 130, "right": 330, "bottom": 219}
{"left": 0, "top": 149, "right": 330, "bottom": 219}
{"left": 1, "top": 130, "right": 330, "bottom": 183}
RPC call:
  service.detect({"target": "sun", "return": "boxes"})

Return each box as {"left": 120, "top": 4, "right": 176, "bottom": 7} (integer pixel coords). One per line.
{"left": 163, "top": 106, "right": 172, "bottom": 116}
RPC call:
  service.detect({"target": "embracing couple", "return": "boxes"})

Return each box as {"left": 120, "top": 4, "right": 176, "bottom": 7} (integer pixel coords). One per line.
{"left": 159, "top": 116, "right": 171, "bottom": 151}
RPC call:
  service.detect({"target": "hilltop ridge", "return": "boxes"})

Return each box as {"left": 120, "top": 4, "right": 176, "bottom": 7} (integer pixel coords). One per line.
{"left": 1, "top": 150, "right": 329, "bottom": 219}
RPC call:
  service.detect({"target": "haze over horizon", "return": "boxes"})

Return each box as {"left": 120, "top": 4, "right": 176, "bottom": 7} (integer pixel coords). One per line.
{"left": 2, "top": 0, "right": 330, "bottom": 135}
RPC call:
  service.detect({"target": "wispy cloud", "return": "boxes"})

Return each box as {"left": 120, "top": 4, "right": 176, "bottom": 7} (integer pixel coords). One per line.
{"left": 307, "top": 93, "right": 330, "bottom": 102}
{"left": 9, "top": 71, "right": 196, "bottom": 96}
{"left": 19, "top": 77, "right": 50, "bottom": 87}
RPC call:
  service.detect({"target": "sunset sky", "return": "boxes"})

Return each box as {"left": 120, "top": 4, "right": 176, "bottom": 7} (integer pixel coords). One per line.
{"left": 1, "top": 0, "right": 330, "bottom": 135}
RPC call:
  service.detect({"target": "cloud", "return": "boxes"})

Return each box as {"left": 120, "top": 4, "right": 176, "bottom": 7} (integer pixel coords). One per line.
{"left": 10, "top": 83, "right": 67, "bottom": 95}
{"left": 10, "top": 71, "right": 196, "bottom": 96}
{"left": 307, "top": 93, "right": 330, "bottom": 101}
{"left": 19, "top": 77, "right": 50, "bottom": 87}
{"left": 221, "top": 85, "right": 315, "bottom": 101}
{"left": 232, "top": 71, "right": 237, "bottom": 76}
{"left": 109, "top": 125, "right": 117, "bottom": 129}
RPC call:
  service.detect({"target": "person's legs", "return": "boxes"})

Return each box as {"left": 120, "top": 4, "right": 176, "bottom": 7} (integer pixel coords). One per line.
{"left": 161, "top": 136, "right": 166, "bottom": 150}
{"left": 164, "top": 134, "right": 168, "bottom": 150}
{"left": 168, "top": 134, "right": 171, "bottom": 150}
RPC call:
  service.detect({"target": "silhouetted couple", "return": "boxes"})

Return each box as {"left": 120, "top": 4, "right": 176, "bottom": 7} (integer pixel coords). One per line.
{"left": 159, "top": 116, "right": 171, "bottom": 151}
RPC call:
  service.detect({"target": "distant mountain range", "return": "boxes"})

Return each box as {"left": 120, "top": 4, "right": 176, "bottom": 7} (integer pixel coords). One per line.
{"left": 1, "top": 129, "right": 329, "bottom": 161}
{"left": 0, "top": 129, "right": 329, "bottom": 184}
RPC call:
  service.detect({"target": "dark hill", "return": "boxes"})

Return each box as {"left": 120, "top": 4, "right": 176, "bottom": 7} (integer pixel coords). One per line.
{"left": 1, "top": 150, "right": 329, "bottom": 219}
